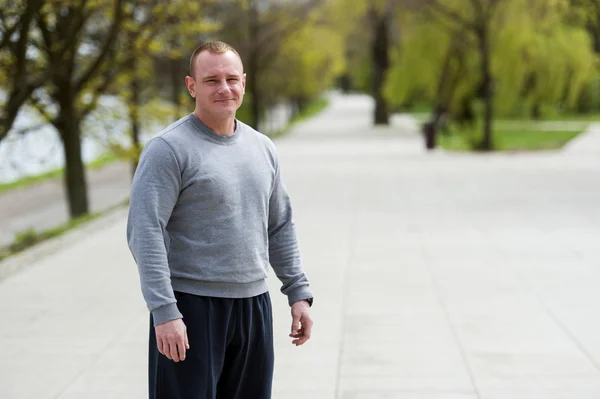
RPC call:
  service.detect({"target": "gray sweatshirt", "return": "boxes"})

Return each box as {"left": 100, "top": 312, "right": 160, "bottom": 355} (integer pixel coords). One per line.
{"left": 126, "top": 114, "right": 312, "bottom": 326}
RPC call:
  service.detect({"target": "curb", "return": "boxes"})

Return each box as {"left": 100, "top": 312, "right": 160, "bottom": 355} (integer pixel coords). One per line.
{"left": 0, "top": 205, "right": 129, "bottom": 282}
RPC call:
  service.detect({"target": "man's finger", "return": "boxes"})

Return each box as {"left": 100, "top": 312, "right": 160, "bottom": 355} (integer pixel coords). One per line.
{"left": 178, "top": 338, "right": 187, "bottom": 362}
{"left": 292, "top": 335, "right": 309, "bottom": 346}
{"left": 157, "top": 338, "right": 164, "bottom": 355}
{"left": 169, "top": 342, "right": 180, "bottom": 362}
{"left": 185, "top": 329, "right": 190, "bottom": 350}
{"left": 289, "top": 327, "right": 304, "bottom": 338}
{"left": 291, "top": 314, "right": 300, "bottom": 335}
{"left": 163, "top": 339, "right": 172, "bottom": 360}
{"left": 303, "top": 319, "right": 313, "bottom": 340}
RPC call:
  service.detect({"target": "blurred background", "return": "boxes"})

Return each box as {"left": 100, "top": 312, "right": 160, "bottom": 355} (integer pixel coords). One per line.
{"left": 0, "top": 0, "right": 599, "bottom": 254}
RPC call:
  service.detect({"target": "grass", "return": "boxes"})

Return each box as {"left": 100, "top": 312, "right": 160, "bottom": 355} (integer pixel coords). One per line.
{"left": 0, "top": 214, "right": 98, "bottom": 263}
{"left": 268, "top": 97, "right": 330, "bottom": 139}
{"left": 292, "top": 97, "right": 330, "bottom": 123}
{"left": 406, "top": 104, "right": 594, "bottom": 152}
{"left": 438, "top": 128, "right": 583, "bottom": 152}
{"left": 0, "top": 152, "right": 118, "bottom": 195}
{"left": 0, "top": 199, "right": 128, "bottom": 263}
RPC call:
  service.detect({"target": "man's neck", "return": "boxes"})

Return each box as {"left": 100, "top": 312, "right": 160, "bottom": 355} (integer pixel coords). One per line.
{"left": 193, "top": 111, "right": 236, "bottom": 136}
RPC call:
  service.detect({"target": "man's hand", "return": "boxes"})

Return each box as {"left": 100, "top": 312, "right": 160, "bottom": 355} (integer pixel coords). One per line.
{"left": 155, "top": 318, "right": 190, "bottom": 362}
{"left": 289, "top": 300, "right": 313, "bottom": 346}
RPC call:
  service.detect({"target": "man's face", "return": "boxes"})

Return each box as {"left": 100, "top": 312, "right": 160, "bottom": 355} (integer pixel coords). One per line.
{"left": 186, "top": 51, "right": 246, "bottom": 120}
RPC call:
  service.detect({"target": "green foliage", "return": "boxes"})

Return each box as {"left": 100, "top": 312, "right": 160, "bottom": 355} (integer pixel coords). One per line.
{"left": 268, "top": 9, "right": 345, "bottom": 101}
{"left": 0, "top": 153, "right": 118, "bottom": 194}
{"left": 384, "top": 0, "right": 598, "bottom": 120}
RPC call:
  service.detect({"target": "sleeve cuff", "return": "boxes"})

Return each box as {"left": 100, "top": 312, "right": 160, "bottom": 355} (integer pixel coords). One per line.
{"left": 287, "top": 287, "right": 314, "bottom": 306}
{"left": 151, "top": 303, "right": 183, "bottom": 326}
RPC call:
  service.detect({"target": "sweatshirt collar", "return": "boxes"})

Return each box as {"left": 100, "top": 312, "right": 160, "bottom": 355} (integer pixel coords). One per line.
{"left": 188, "top": 114, "right": 240, "bottom": 145}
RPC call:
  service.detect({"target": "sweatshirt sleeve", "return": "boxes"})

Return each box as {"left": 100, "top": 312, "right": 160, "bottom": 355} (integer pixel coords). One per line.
{"left": 126, "top": 137, "right": 183, "bottom": 326}
{"left": 268, "top": 154, "right": 313, "bottom": 306}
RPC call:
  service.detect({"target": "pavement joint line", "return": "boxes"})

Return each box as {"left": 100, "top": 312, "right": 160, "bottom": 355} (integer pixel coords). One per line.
{"left": 418, "top": 232, "right": 483, "bottom": 399}
{"left": 476, "top": 219, "right": 600, "bottom": 375}
{"left": 333, "top": 188, "right": 359, "bottom": 399}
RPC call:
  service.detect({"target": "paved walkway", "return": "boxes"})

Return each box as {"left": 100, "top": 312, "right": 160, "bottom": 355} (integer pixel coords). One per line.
{"left": 1, "top": 93, "right": 600, "bottom": 398}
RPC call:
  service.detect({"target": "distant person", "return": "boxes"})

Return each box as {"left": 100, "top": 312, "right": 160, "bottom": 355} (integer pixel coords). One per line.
{"left": 126, "top": 40, "right": 313, "bottom": 399}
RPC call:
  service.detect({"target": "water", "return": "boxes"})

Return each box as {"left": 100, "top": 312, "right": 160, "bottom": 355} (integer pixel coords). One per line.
{"left": 0, "top": 97, "right": 292, "bottom": 184}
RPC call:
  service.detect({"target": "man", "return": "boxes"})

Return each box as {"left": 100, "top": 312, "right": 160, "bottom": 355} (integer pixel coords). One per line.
{"left": 126, "top": 41, "right": 313, "bottom": 399}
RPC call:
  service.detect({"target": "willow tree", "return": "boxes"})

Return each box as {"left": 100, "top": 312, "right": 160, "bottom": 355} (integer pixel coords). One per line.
{"left": 495, "top": 0, "right": 597, "bottom": 118}
{"left": 415, "top": 0, "right": 504, "bottom": 150}
{"left": 569, "top": 0, "right": 600, "bottom": 112}
{"left": 385, "top": 0, "right": 596, "bottom": 149}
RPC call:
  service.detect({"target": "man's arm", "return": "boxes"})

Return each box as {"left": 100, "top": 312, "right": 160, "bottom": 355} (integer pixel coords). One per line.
{"left": 267, "top": 160, "right": 313, "bottom": 305}
{"left": 268, "top": 155, "right": 314, "bottom": 345}
{"left": 126, "top": 137, "right": 183, "bottom": 326}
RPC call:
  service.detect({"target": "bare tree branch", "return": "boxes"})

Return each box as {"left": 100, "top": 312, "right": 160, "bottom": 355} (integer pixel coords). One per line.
{"left": 29, "top": 92, "right": 55, "bottom": 125}
{"left": 0, "top": 17, "right": 21, "bottom": 50}
{"left": 80, "top": 67, "right": 118, "bottom": 120}
{"left": 75, "top": 0, "right": 124, "bottom": 93}
{"left": 37, "top": 10, "right": 54, "bottom": 57}
{"left": 12, "top": 123, "right": 48, "bottom": 136}
{"left": 252, "top": 0, "right": 322, "bottom": 67}
{"left": 0, "top": 0, "right": 45, "bottom": 142}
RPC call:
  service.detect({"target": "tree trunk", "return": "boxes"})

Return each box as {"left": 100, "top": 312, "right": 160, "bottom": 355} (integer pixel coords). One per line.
{"left": 248, "top": 70, "right": 261, "bottom": 129}
{"left": 478, "top": 24, "right": 493, "bottom": 151}
{"left": 58, "top": 110, "right": 89, "bottom": 218}
{"left": 129, "top": 65, "right": 141, "bottom": 178}
{"left": 127, "top": 50, "right": 141, "bottom": 176}
{"left": 589, "top": 7, "right": 600, "bottom": 54}
{"left": 532, "top": 103, "right": 541, "bottom": 120}
{"left": 370, "top": 8, "right": 390, "bottom": 125}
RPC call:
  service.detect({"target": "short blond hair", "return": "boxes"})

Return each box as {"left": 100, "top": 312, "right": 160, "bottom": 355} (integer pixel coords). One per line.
{"left": 189, "top": 41, "right": 243, "bottom": 77}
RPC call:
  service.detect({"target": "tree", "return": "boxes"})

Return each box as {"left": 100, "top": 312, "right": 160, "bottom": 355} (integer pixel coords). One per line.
{"left": 115, "top": 0, "right": 218, "bottom": 176}
{"left": 368, "top": 1, "right": 394, "bottom": 125}
{"left": 384, "top": 0, "right": 596, "bottom": 149}
{"left": 266, "top": 5, "right": 346, "bottom": 114}
{"left": 211, "top": 0, "right": 324, "bottom": 130}
{"left": 0, "top": 0, "right": 47, "bottom": 140}
{"left": 333, "top": 0, "right": 400, "bottom": 125}
{"left": 26, "top": 0, "right": 125, "bottom": 218}
{"left": 418, "top": 0, "right": 503, "bottom": 150}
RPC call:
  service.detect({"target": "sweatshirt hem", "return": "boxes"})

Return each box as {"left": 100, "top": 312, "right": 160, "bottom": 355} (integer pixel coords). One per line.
{"left": 171, "top": 277, "right": 269, "bottom": 299}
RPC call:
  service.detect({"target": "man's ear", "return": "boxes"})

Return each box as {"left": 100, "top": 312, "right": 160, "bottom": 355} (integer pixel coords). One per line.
{"left": 242, "top": 73, "right": 247, "bottom": 94}
{"left": 185, "top": 76, "right": 196, "bottom": 98}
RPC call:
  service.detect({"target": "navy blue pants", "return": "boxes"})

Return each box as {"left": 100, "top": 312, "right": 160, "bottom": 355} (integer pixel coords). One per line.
{"left": 149, "top": 291, "right": 274, "bottom": 399}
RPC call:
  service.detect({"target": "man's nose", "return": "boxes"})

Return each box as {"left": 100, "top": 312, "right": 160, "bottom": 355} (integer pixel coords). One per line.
{"left": 217, "top": 80, "right": 232, "bottom": 94}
